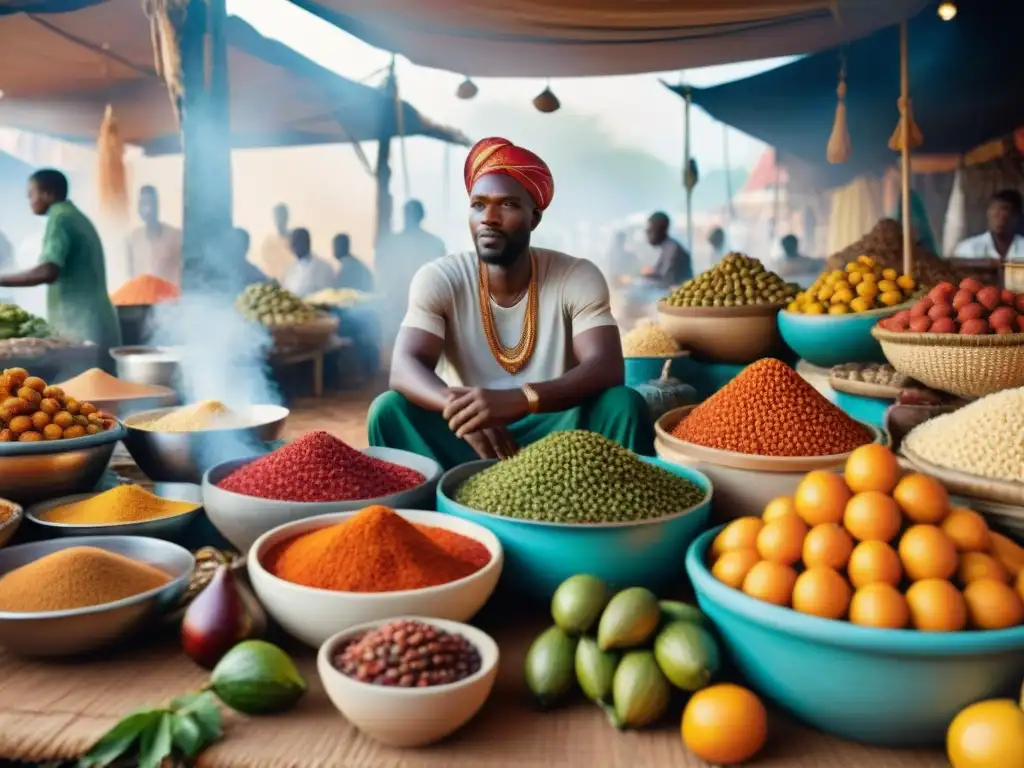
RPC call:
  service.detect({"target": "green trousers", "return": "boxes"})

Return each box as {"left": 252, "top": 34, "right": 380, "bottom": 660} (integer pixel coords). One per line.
{"left": 367, "top": 386, "right": 655, "bottom": 470}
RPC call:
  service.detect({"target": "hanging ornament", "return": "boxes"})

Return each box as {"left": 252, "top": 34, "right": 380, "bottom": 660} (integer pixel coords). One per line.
{"left": 683, "top": 158, "right": 699, "bottom": 191}
{"left": 888, "top": 95, "right": 923, "bottom": 152}
{"left": 533, "top": 81, "right": 560, "bottom": 113}
{"left": 96, "top": 104, "right": 129, "bottom": 225}
{"left": 455, "top": 77, "right": 478, "bottom": 100}
{"left": 826, "top": 57, "right": 851, "bottom": 164}
{"left": 937, "top": 2, "right": 957, "bottom": 21}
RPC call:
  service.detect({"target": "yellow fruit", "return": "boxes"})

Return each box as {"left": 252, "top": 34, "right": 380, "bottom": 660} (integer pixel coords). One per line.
{"left": 857, "top": 255, "right": 875, "bottom": 266}
{"left": 786, "top": 301, "right": 800, "bottom": 312}
{"left": 962, "top": 578, "right": 1024, "bottom": 630}
{"left": 879, "top": 290, "right": 905, "bottom": 307}
{"left": 831, "top": 289, "right": 855, "bottom": 305}
{"left": 792, "top": 566, "right": 852, "bottom": 620}
{"left": 756, "top": 515, "right": 808, "bottom": 566}
{"left": 899, "top": 525, "right": 959, "bottom": 581}
{"left": 990, "top": 532, "right": 1024, "bottom": 578}
{"left": 905, "top": 579, "right": 967, "bottom": 632}
{"left": 794, "top": 470, "right": 851, "bottom": 526}
{"left": 847, "top": 271, "right": 863, "bottom": 285}
{"left": 896, "top": 274, "right": 916, "bottom": 291}
{"left": 762, "top": 496, "right": 797, "bottom": 522}
{"left": 855, "top": 282, "right": 878, "bottom": 298}
{"left": 742, "top": 561, "right": 797, "bottom": 606}
{"left": 845, "top": 262, "right": 859, "bottom": 273}
{"left": 802, "top": 523, "right": 854, "bottom": 570}
{"left": 817, "top": 285, "right": 835, "bottom": 301}
{"left": 712, "top": 549, "right": 761, "bottom": 590}
{"left": 804, "top": 302, "right": 825, "bottom": 315}
{"left": 682, "top": 684, "right": 768, "bottom": 766}
{"left": 941, "top": 508, "right": 990, "bottom": 552}
{"left": 881, "top": 268, "right": 899, "bottom": 281}
{"left": 845, "top": 444, "right": 901, "bottom": 494}
{"left": 860, "top": 270, "right": 878, "bottom": 283}
{"left": 947, "top": 699, "right": 1024, "bottom": 768}
{"left": 849, "top": 296, "right": 873, "bottom": 313}
{"left": 711, "top": 517, "right": 764, "bottom": 559}
{"left": 828, "top": 304, "right": 851, "bottom": 315}
{"left": 849, "top": 583, "right": 909, "bottom": 629}
{"left": 843, "top": 491, "right": 903, "bottom": 543}
{"left": 877, "top": 279, "right": 899, "bottom": 293}
{"left": 848, "top": 540, "right": 903, "bottom": 588}
{"left": 893, "top": 472, "right": 950, "bottom": 524}
{"left": 958, "top": 552, "right": 1009, "bottom": 585}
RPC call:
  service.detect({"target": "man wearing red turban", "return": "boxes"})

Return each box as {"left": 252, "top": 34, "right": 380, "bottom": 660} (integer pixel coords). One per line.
{"left": 368, "top": 137, "right": 654, "bottom": 469}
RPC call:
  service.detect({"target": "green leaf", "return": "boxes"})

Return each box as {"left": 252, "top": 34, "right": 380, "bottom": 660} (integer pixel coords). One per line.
{"left": 77, "top": 709, "right": 162, "bottom": 767}
{"left": 173, "top": 690, "right": 222, "bottom": 742}
{"left": 171, "top": 713, "right": 205, "bottom": 757}
{"left": 138, "top": 712, "right": 173, "bottom": 768}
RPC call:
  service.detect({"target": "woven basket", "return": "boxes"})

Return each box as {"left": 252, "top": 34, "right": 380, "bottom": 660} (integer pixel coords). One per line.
{"left": 270, "top": 314, "right": 340, "bottom": 352}
{"left": 871, "top": 326, "right": 1024, "bottom": 397}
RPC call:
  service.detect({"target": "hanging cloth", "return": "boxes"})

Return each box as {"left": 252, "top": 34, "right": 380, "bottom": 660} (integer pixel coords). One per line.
{"left": 96, "top": 105, "right": 129, "bottom": 224}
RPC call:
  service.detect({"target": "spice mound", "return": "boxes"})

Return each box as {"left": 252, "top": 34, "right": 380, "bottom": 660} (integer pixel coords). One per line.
{"left": 622, "top": 321, "right": 680, "bottom": 357}
{"left": 0, "top": 546, "right": 170, "bottom": 612}
{"left": 43, "top": 484, "right": 199, "bottom": 526}
{"left": 332, "top": 619, "right": 482, "bottom": 688}
{"left": 454, "top": 430, "right": 706, "bottom": 524}
{"left": 129, "top": 400, "right": 239, "bottom": 433}
{"left": 264, "top": 506, "right": 488, "bottom": 592}
{"left": 671, "top": 358, "right": 873, "bottom": 457}
{"left": 110, "top": 274, "right": 180, "bottom": 306}
{"left": 56, "top": 368, "right": 170, "bottom": 402}
{"left": 903, "top": 387, "right": 1024, "bottom": 483}
{"left": 0, "top": 366, "right": 117, "bottom": 442}
{"left": 218, "top": 431, "right": 425, "bottom": 502}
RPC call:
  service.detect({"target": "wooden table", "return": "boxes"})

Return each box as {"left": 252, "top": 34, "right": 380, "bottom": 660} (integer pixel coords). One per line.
{"left": 269, "top": 336, "right": 350, "bottom": 397}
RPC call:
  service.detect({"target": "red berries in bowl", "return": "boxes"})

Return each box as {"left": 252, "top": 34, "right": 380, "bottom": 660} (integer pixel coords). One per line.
{"left": 877, "top": 279, "right": 1023, "bottom": 335}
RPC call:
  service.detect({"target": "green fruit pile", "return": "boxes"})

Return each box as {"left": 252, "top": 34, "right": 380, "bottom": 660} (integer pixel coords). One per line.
{"left": 0, "top": 303, "right": 50, "bottom": 340}
{"left": 454, "top": 430, "right": 706, "bottom": 523}
{"left": 663, "top": 253, "right": 798, "bottom": 308}
{"left": 525, "top": 575, "right": 721, "bottom": 730}
{"left": 235, "top": 283, "right": 317, "bottom": 327}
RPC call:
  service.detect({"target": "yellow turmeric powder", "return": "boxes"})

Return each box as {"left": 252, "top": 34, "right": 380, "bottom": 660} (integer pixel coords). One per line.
{"left": 44, "top": 485, "right": 198, "bottom": 525}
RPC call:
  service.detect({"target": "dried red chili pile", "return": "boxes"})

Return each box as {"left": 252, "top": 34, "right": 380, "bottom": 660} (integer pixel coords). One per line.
{"left": 671, "top": 358, "right": 873, "bottom": 457}
{"left": 217, "top": 431, "right": 425, "bottom": 502}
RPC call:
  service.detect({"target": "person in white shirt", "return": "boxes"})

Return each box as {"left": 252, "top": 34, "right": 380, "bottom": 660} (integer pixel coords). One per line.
{"left": 953, "top": 189, "right": 1024, "bottom": 264}
{"left": 281, "top": 228, "right": 333, "bottom": 298}
{"left": 126, "top": 186, "right": 182, "bottom": 286}
{"left": 255, "top": 203, "right": 295, "bottom": 283}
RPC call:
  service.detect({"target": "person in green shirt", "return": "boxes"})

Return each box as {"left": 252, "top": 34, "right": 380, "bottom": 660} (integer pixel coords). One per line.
{"left": 0, "top": 169, "right": 121, "bottom": 361}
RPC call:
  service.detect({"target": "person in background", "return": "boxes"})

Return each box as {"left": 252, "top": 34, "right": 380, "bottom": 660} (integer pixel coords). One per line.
{"left": 953, "top": 189, "right": 1024, "bottom": 263}
{"left": 774, "top": 235, "right": 821, "bottom": 287}
{"left": 332, "top": 234, "right": 374, "bottom": 292}
{"left": 708, "top": 226, "right": 728, "bottom": 263}
{"left": 282, "top": 228, "right": 333, "bottom": 298}
{"left": 200, "top": 227, "right": 268, "bottom": 297}
{"left": 0, "top": 169, "right": 120, "bottom": 358}
{"left": 256, "top": 203, "right": 294, "bottom": 283}
{"left": 126, "top": 185, "right": 182, "bottom": 286}
{"left": 642, "top": 211, "right": 691, "bottom": 286}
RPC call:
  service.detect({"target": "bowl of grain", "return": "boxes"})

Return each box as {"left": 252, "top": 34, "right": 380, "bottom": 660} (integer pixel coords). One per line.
{"left": 121, "top": 401, "right": 289, "bottom": 484}
{"left": 0, "top": 499, "right": 23, "bottom": 549}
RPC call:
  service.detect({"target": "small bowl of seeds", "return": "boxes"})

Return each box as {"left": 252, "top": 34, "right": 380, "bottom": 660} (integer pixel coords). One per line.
{"left": 316, "top": 617, "right": 499, "bottom": 747}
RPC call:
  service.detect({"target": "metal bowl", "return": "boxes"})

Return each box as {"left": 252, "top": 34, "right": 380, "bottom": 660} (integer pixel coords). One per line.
{"left": 0, "top": 499, "right": 23, "bottom": 549}
{"left": 110, "top": 346, "right": 182, "bottom": 390}
{"left": 122, "top": 404, "right": 289, "bottom": 484}
{"left": 0, "top": 422, "right": 127, "bottom": 506}
{"left": 81, "top": 387, "right": 179, "bottom": 419}
{"left": 0, "top": 535, "right": 194, "bottom": 657}
{"left": 26, "top": 491, "right": 202, "bottom": 542}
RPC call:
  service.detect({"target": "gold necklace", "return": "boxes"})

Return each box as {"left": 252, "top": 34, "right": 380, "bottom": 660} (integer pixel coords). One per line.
{"left": 478, "top": 251, "right": 538, "bottom": 375}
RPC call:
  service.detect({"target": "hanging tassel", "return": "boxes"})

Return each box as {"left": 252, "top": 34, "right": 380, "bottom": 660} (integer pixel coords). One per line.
{"left": 143, "top": 0, "right": 185, "bottom": 125}
{"left": 96, "top": 104, "right": 129, "bottom": 224}
{"left": 826, "top": 66, "right": 851, "bottom": 164}
{"left": 888, "top": 96, "right": 923, "bottom": 151}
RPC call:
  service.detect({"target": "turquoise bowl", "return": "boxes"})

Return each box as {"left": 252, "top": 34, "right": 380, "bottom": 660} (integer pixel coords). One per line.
{"left": 624, "top": 355, "right": 678, "bottom": 387}
{"left": 834, "top": 390, "right": 890, "bottom": 430}
{"left": 686, "top": 526, "right": 1024, "bottom": 747}
{"left": 437, "top": 458, "right": 712, "bottom": 602}
{"left": 777, "top": 306, "right": 905, "bottom": 367}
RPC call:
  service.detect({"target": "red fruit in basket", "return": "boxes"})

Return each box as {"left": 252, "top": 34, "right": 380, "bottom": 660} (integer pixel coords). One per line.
{"left": 892, "top": 309, "right": 912, "bottom": 326}
{"left": 1018, "top": 315, "right": 1024, "bottom": 332}
{"left": 959, "top": 318, "right": 990, "bottom": 335}
{"left": 959, "top": 277, "right": 984, "bottom": 294}
{"left": 927, "top": 303, "right": 953, "bottom": 321}
{"left": 956, "top": 303, "right": 985, "bottom": 324}
{"left": 951, "top": 289, "right": 975, "bottom": 311}
{"left": 995, "top": 325, "right": 1016, "bottom": 335}
{"left": 910, "top": 297, "right": 933, "bottom": 317}
{"left": 908, "top": 316, "right": 931, "bottom": 333}
{"left": 889, "top": 317, "right": 910, "bottom": 332}
{"left": 988, "top": 306, "right": 1017, "bottom": 330}
{"left": 1015, "top": 294, "right": 1024, "bottom": 313}
{"left": 975, "top": 286, "right": 1002, "bottom": 311}
{"left": 929, "top": 317, "right": 957, "bottom": 334}
{"left": 927, "top": 282, "right": 956, "bottom": 303}
{"left": 1000, "top": 289, "right": 1016, "bottom": 306}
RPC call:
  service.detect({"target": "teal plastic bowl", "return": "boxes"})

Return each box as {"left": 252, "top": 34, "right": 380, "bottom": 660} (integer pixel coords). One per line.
{"left": 437, "top": 458, "right": 712, "bottom": 601}
{"left": 778, "top": 306, "right": 905, "bottom": 367}
{"left": 624, "top": 355, "right": 681, "bottom": 387}
{"left": 686, "top": 526, "right": 1024, "bottom": 747}
{"left": 834, "top": 391, "right": 890, "bottom": 430}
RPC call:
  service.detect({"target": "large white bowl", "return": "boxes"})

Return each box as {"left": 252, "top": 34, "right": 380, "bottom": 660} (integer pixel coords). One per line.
{"left": 248, "top": 510, "right": 503, "bottom": 647}
{"left": 317, "top": 617, "right": 499, "bottom": 747}
{"left": 204, "top": 447, "right": 441, "bottom": 552}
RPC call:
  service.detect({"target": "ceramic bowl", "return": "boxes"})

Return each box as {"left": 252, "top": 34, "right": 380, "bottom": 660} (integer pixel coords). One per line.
{"left": 248, "top": 510, "right": 503, "bottom": 647}
{"left": 25, "top": 491, "right": 201, "bottom": 542}
{"left": 317, "top": 617, "right": 499, "bottom": 747}
{"left": 657, "top": 302, "right": 785, "bottom": 364}
{"left": 435, "top": 457, "right": 712, "bottom": 601}
{"left": 687, "top": 526, "right": 1024, "bottom": 747}
{"left": 778, "top": 305, "right": 907, "bottom": 368}
{"left": 623, "top": 352, "right": 688, "bottom": 387}
{"left": 0, "top": 499, "right": 23, "bottom": 548}
{"left": 203, "top": 447, "right": 442, "bottom": 552}
{"left": 0, "top": 535, "right": 194, "bottom": 657}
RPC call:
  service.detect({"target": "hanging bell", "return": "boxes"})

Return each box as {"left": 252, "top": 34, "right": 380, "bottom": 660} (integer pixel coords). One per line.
{"left": 455, "top": 77, "right": 478, "bottom": 100}
{"left": 533, "top": 86, "right": 561, "bottom": 114}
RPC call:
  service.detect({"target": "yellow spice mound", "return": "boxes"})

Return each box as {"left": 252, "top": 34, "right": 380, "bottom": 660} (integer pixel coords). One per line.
{"left": 44, "top": 484, "right": 199, "bottom": 525}
{"left": 131, "top": 400, "right": 236, "bottom": 432}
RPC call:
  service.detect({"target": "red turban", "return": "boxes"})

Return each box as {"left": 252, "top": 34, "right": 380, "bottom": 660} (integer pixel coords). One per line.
{"left": 464, "top": 137, "right": 555, "bottom": 211}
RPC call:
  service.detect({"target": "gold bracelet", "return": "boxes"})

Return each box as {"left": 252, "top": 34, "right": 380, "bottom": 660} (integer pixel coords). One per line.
{"left": 521, "top": 383, "right": 541, "bottom": 415}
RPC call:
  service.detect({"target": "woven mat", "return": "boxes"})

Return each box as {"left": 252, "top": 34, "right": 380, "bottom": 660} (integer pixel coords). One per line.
{"left": 0, "top": 614, "right": 946, "bottom": 768}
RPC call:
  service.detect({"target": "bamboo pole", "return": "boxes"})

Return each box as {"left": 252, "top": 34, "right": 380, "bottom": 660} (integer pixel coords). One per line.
{"left": 684, "top": 88, "right": 693, "bottom": 254}
{"left": 900, "top": 20, "right": 913, "bottom": 276}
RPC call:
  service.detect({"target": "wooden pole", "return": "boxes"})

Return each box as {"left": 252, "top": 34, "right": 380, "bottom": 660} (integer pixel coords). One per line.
{"left": 684, "top": 88, "right": 693, "bottom": 255}
{"left": 374, "top": 58, "right": 397, "bottom": 247}
{"left": 900, "top": 20, "right": 913, "bottom": 276}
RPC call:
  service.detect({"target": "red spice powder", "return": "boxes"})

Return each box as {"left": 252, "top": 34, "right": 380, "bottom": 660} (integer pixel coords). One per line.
{"left": 415, "top": 525, "right": 491, "bottom": 570}
{"left": 217, "top": 431, "right": 425, "bottom": 502}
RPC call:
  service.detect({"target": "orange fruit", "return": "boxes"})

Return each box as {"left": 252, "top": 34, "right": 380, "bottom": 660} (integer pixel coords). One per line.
{"left": 756, "top": 515, "right": 809, "bottom": 566}
{"left": 962, "top": 578, "right": 1024, "bottom": 630}
{"left": 711, "top": 517, "right": 764, "bottom": 559}
{"left": 763, "top": 496, "right": 797, "bottom": 522}
{"left": 893, "top": 472, "right": 950, "bottom": 524}
{"left": 847, "top": 540, "right": 903, "bottom": 589}
{"left": 742, "top": 561, "right": 798, "bottom": 607}
{"left": 947, "top": 699, "right": 1024, "bottom": 768}
{"left": 905, "top": 579, "right": 968, "bottom": 632}
{"left": 941, "top": 508, "right": 990, "bottom": 552}
{"left": 794, "top": 470, "right": 851, "bottom": 526}
{"left": 990, "top": 532, "right": 1024, "bottom": 578}
{"left": 682, "top": 684, "right": 768, "bottom": 766}
{"left": 958, "top": 552, "right": 1009, "bottom": 585}
{"left": 712, "top": 549, "right": 761, "bottom": 590}
{"left": 844, "top": 444, "right": 901, "bottom": 494}
{"left": 849, "top": 583, "right": 909, "bottom": 628}
{"left": 843, "top": 491, "right": 903, "bottom": 542}
{"left": 898, "top": 525, "right": 958, "bottom": 581}
{"left": 1018, "top": 570, "right": 1024, "bottom": 604}
{"left": 802, "top": 523, "right": 854, "bottom": 570}
{"left": 792, "top": 566, "right": 852, "bottom": 620}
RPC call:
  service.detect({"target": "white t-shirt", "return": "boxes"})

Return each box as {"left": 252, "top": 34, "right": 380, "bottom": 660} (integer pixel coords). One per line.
{"left": 953, "top": 232, "right": 1024, "bottom": 262}
{"left": 126, "top": 224, "right": 182, "bottom": 285}
{"left": 402, "top": 248, "right": 617, "bottom": 389}
{"left": 282, "top": 256, "right": 335, "bottom": 297}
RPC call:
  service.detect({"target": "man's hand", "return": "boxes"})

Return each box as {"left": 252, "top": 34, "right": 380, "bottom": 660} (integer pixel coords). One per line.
{"left": 443, "top": 387, "right": 529, "bottom": 438}
{"left": 463, "top": 427, "right": 518, "bottom": 460}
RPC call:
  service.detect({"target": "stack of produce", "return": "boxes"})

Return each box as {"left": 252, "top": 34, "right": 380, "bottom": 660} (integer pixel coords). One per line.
{"left": 0, "top": 303, "right": 50, "bottom": 340}
{"left": 56, "top": 368, "right": 170, "bottom": 402}
{"left": 305, "top": 287, "right": 373, "bottom": 308}
{"left": 621, "top": 321, "right": 679, "bottom": 357}
{"left": 263, "top": 505, "right": 491, "bottom": 593}
{"left": 878, "top": 278, "right": 1024, "bottom": 335}
{"left": 217, "top": 431, "right": 425, "bottom": 502}
{"left": 787, "top": 256, "right": 916, "bottom": 315}
{"left": 670, "top": 358, "right": 873, "bottom": 457}
{"left": 826, "top": 219, "right": 961, "bottom": 286}
{"left": 662, "top": 253, "right": 798, "bottom": 308}
{"left": 0, "top": 367, "right": 117, "bottom": 442}
{"left": 128, "top": 400, "right": 240, "bottom": 433}
{"left": 830, "top": 362, "right": 912, "bottom": 389}
{"left": 454, "top": 431, "right": 706, "bottom": 523}
{"left": 525, "top": 575, "right": 767, "bottom": 764}
{"left": 708, "top": 444, "right": 1024, "bottom": 630}
{"left": 235, "top": 283, "right": 317, "bottom": 327}
{"left": 110, "top": 275, "right": 180, "bottom": 306}
{"left": 41, "top": 485, "right": 199, "bottom": 525}
{"left": 902, "top": 387, "right": 1024, "bottom": 483}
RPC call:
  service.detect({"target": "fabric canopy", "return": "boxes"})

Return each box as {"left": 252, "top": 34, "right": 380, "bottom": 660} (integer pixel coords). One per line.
{"left": 665, "top": 0, "right": 1024, "bottom": 189}
{"left": 0, "top": 0, "right": 469, "bottom": 154}
{"left": 287, "top": 0, "right": 930, "bottom": 77}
